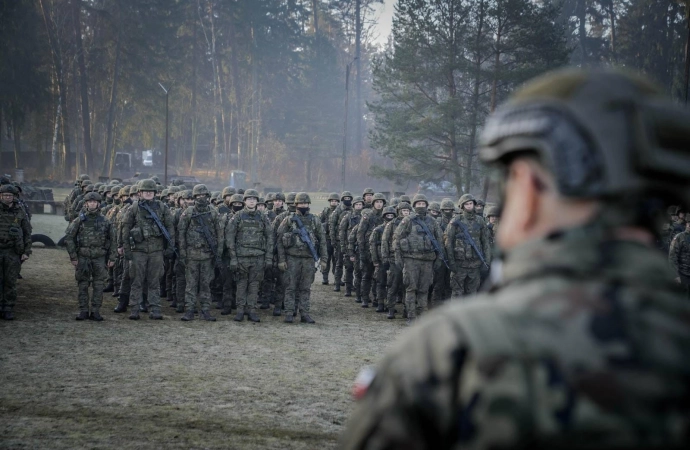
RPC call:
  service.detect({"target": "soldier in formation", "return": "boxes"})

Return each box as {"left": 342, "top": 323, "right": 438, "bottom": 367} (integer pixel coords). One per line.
{"left": 319, "top": 192, "right": 340, "bottom": 285}
{"left": 0, "top": 184, "right": 31, "bottom": 320}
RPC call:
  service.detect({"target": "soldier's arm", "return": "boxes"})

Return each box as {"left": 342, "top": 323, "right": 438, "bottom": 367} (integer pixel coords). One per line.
{"left": 445, "top": 219, "right": 457, "bottom": 270}
{"left": 105, "top": 222, "right": 116, "bottom": 262}
{"left": 330, "top": 211, "right": 340, "bottom": 246}
{"left": 163, "top": 205, "right": 175, "bottom": 245}
{"left": 669, "top": 236, "right": 681, "bottom": 275}
{"left": 20, "top": 213, "right": 32, "bottom": 256}
{"left": 381, "top": 224, "right": 391, "bottom": 263}
{"left": 226, "top": 215, "right": 239, "bottom": 263}
{"left": 347, "top": 225, "right": 358, "bottom": 258}
{"left": 65, "top": 220, "right": 79, "bottom": 260}
{"left": 369, "top": 229, "right": 380, "bottom": 264}
{"left": 338, "top": 214, "right": 349, "bottom": 253}
{"left": 392, "top": 220, "right": 406, "bottom": 267}
{"left": 177, "top": 208, "right": 189, "bottom": 259}
{"left": 264, "top": 216, "right": 274, "bottom": 265}
{"left": 121, "top": 209, "right": 135, "bottom": 259}
{"left": 432, "top": 220, "right": 446, "bottom": 260}
{"left": 216, "top": 213, "right": 226, "bottom": 258}
{"left": 356, "top": 218, "right": 367, "bottom": 253}
{"left": 276, "top": 217, "right": 290, "bottom": 264}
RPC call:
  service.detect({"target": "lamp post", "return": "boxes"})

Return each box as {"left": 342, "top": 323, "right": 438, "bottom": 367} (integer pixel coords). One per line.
{"left": 342, "top": 57, "right": 358, "bottom": 191}
{"left": 158, "top": 82, "right": 169, "bottom": 186}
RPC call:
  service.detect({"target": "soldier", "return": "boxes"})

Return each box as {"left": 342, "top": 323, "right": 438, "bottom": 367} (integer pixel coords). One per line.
{"left": 69, "top": 180, "right": 93, "bottom": 221}
{"left": 267, "top": 192, "right": 296, "bottom": 315}
{"left": 670, "top": 219, "right": 690, "bottom": 300}
{"left": 121, "top": 179, "right": 174, "bottom": 320}
{"left": 341, "top": 196, "right": 365, "bottom": 301}
{"left": 319, "top": 192, "right": 340, "bottom": 285}
{"left": 64, "top": 174, "right": 89, "bottom": 222}
{"left": 173, "top": 190, "right": 194, "bottom": 313}
{"left": 341, "top": 68, "right": 690, "bottom": 449}
{"left": 256, "top": 197, "right": 267, "bottom": 213}
{"left": 445, "top": 193, "right": 492, "bottom": 297}
{"left": 427, "top": 201, "right": 441, "bottom": 219}
{"left": 0, "top": 184, "right": 31, "bottom": 320}
{"left": 65, "top": 192, "right": 116, "bottom": 321}
{"left": 474, "top": 198, "right": 486, "bottom": 216}
{"left": 362, "top": 187, "right": 375, "bottom": 209}
{"left": 330, "top": 191, "right": 353, "bottom": 292}
{"left": 358, "top": 193, "right": 386, "bottom": 307}
{"left": 370, "top": 206, "right": 396, "bottom": 313}
{"left": 276, "top": 192, "right": 327, "bottom": 323}
{"left": 485, "top": 205, "right": 500, "bottom": 247}
{"left": 223, "top": 189, "right": 272, "bottom": 322}
{"left": 381, "top": 202, "right": 411, "bottom": 319}
{"left": 177, "top": 184, "right": 222, "bottom": 321}
{"left": 218, "top": 193, "right": 245, "bottom": 315}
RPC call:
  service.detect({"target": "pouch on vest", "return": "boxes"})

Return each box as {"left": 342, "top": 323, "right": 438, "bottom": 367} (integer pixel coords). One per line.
{"left": 130, "top": 227, "right": 144, "bottom": 244}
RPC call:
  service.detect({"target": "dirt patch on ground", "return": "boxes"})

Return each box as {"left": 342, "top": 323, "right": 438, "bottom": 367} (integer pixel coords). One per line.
{"left": 0, "top": 247, "right": 407, "bottom": 449}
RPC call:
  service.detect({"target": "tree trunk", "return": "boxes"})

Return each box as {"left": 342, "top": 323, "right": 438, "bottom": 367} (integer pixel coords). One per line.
{"left": 190, "top": 11, "right": 198, "bottom": 171}
{"left": 355, "top": 0, "right": 362, "bottom": 155}
{"left": 72, "top": 0, "right": 94, "bottom": 174}
{"left": 312, "top": 0, "right": 319, "bottom": 33}
{"left": 465, "top": 0, "right": 486, "bottom": 194}
{"left": 577, "top": 0, "right": 587, "bottom": 66}
{"left": 103, "top": 18, "right": 122, "bottom": 176}
{"left": 11, "top": 108, "right": 21, "bottom": 169}
{"left": 608, "top": 0, "right": 617, "bottom": 62}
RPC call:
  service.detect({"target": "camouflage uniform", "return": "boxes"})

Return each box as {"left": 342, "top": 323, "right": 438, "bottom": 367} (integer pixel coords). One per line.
{"left": 269, "top": 193, "right": 296, "bottom": 312}
{"left": 381, "top": 205, "right": 408, "bottom": 318}
{"left": 340, "top": 201, "right": 363, "bottom": 300}
{"left": 370, "top": 207, "right": 396, "bottom": 313}
{"left": 669, "top": 226, "right": 690, "bottom": 300}
{"left": 357, "top": 205, "right": 384, "bottom": 307}
{"left": 330, "top": 192, "right": 354, "bottom": 291}
{"left": 261, "top": 194, "right": 286, "bottom": 309}
{"left": 0, "top": 186, "right": 32, "bottom": 319}
{"left": 66, "top": 194, "right": 116, "bottom": 319}
{"left": 319, "top": 193, "right": 340, "bottom": 284}
{"left": 172, "top": 190, "right": 192, "bottom": 313}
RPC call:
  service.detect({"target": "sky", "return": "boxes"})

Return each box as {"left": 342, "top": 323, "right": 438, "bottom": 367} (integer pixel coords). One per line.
{"left": 371, "top": 0, "right": 396, "bottom": 46}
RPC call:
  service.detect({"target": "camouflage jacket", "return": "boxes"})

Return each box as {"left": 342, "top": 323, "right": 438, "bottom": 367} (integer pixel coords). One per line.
{"left": 381, "top": 217, "right": 402, "bottom": 265}
{"left": 487, "top": 221, "right": 499, "bottom": 247}
{"left": 66, "top": 209, "right": 116, "bottom": 261}
{"left": 223, "top": 208, "right": 272, "bottom": 261}
{"left": 445, "top": 211, "right": 492, "bottom": 270}
{"left": 178, "top": 204, "right": 221, "bottom": 261}
{"left": 63, "top": 187, "right": 81, "bottom": 221}
{"left": 438, "top": 213, "right": 453, "bottom": 233}
{"left": 341, "top": 222, "right": 690, "bottom": 450}
{"left": 357, "top": 209, "right": 383, "bottom": 261}
{"left": 320, "top": 205, "right": 338, "bottom": 236}
{"left": 369, "top": 222, "right": 388, "bottom": 266}
{"left": 339, "top": 210, "right": 361, "bottom": 255}
{"left": 393, "top": 212, "right": 443, "bottom": 264}
{"left": 669, "top": 230, "right": 690, "bottom": 278}
{"left": 276, "top": 211, "right": 327, "bottom": 263}
{"left": 330, "top": 204, "right": 353, "bottom": 247}
{"left": 347, "top": 223, "right": 360, "bottom": 259}
{"left": 0, "top": 200, "right": 32, "bottom": 256}
{"left": 121, "top": 199, "right": 174, "bottom": 256}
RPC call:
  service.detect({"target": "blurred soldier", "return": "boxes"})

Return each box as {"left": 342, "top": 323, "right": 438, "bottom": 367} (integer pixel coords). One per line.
{"left": 66, "top": 192, "right": 116, "bottom": 321}
{"left": 276, "top": 192, "right": 327, "bottom": 323}
{"left": 358, "top": 193, "right": 386, "bottom": 307}
{"left": 178, "top": 185, "right": 221, "bottom": 321}
{"left": 173, "top": 190, "right": 193, "bottom": 313}
{"left": 110, "top": 186, "right": 130, "bottom": 305}
{"left": 224, "top": 189, "right": 272, "bottom": 322}
{"left": 370, "top": 206, "right": 396, "bottom": 313}
{"left": 392, "top": 193, "right": 444, "bottom": 323}
{"left": 342, "top": 68, "right": 690, "bottom": 449}
{"left": 330, "top": 191, "right": 353, "bottom": 292}
{"left": 399, "top": 195, "right": 411, "bottom": 204}
{"left": 121, "top": 179, "right": 174, "bottom": 320}
{"left": 445, "top": 193, "right": 492, "bottom": 297}
{"left": 670, "top": 219, "right": 690, "bottom": 300}
{"left": 485, "top": 205, "right": 500, "bottom": 247}
{"left": 319, "top": 192, "right": 340, "bottom": 285}
{"left": 381, "top": 202, "right": 411, "bottom": 319}
{"left": 474, "top": 198, "right": 486, "bottom": 216}
{"left": 219, "top": 193, "right": 245, "bottom": 315}
{"left": 341, "top": 196, "right": 365, "bottom": 301}
{"left": 0, "top": 184, "right": 31, "bottom": 320}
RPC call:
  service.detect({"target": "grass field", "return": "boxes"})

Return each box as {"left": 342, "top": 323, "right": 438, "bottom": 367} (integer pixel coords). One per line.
{"left": 0, "top": 236, "right": 407, "bottom": 448}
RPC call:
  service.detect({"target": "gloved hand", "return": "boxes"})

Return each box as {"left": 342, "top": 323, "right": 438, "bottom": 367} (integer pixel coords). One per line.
{"left": 320, "top": 259, "right": 328, "bottom": 272}
{"left": 278, "top": 262, "right": 288, "bottom": 272}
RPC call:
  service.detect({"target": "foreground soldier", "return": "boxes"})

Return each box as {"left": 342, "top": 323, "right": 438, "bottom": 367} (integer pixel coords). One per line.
{"left": 224, "top": 189, "right": 272, "bottom": 323}
{"left": 669, "top": 219, "right": 690, "bottom": 300}
{"left": 121, "top": 179, "right": 174, "bottom": 320}
{"left": 66, "top": 192, "right": 116, "bottom": 321}
{"left": 0, "top": 184, "right": 31, "bottom": 320}
{"left": 276, "top": 192, "right": 327, "bottom": 323}
{"left": 341, "top": 69, "right": 690, "bottom": 449}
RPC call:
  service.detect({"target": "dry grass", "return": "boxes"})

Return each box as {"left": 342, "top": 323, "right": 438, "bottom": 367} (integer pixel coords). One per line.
{"left": 0, "top": 247, "right": 407, "bottom": 449}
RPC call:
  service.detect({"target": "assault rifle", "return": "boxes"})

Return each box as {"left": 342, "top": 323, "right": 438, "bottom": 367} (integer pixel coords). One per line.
{"left": 139, "top": 202, "right": 178, "bottom": 258}
{"left": 291, "top": 215, "right": 319, "bottom": 263}
{"left": 454, "top": 221, "right": 489, "bottom": 269}
{"left": 412, "top": 217, "right": 450, "bottom": 269}
{"left": 192, "top": 210, "right": 223, "bottom": 268}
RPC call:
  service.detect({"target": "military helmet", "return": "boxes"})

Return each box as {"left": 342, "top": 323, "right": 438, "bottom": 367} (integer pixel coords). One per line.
{"left": 476, "top": 199, "right": 486, "bottom": 207}
{"left": 81, "top": 180, "right": 93, "bottom": 188}
{"left": 399, "top": 195, "right": 411, "bottom": 203}
{"left": 479, "top": 68, "right": 690, "bottom": 204}
{"left": 397, "top": 201, "right": 412, "bottom": 211}
{"left": 243, "top": 189, "right": 260, "bottom": 201}
{"left": 129, "top": 184, "right": 140, "bottom": 195}
{"left": 441, "top": 199, "right": 455, "bottom": 210}
{"left": 286, "top": 192, "right": 297, "bottom": 204}
{"left": 428, "top": 201, "right": 441, "bottom": 212}
{"left": 340, "top": 191, "right": 353, "bottom": 201}
{"left": 362, "top": 187, "right": 375, "bottom": 196}
{"left": 79, "top": 174, "right": 90, "bottom": 181}
{"left": 180, "top": 189, "right": 193, "bottom": 200}
{"left": 192, "top": 184, "right": 210, "bottom": 197}
{"left": 275, "top": 192, "right": 286, "bottom": 201}
{"left": 221, "top": 186, "right": 237, "bottom": 199}
{"left": 352, "top": 196, "right": 364, "bottom": 206}
{"left": 229, "top": 193, "right": 244, "bottom": 204}
{"left": 372, "top": 193, "right": 387, "bottom": 205}
{"left": 151, "top": 176, "right": 160, "bottom": 184}
{"left": 257, "top": 197, "right": 266, "bottom": 205}
{"left": 328, "top": 192, "right": 340, "bottom": 202}
{"left": 84, "top": 192, "right": 101, "bottom": 202}
{"left": 486, "top": 206, "right": 500, "bottom": 218}
{"left": 0, "top": 184, "right": 17, "bottom": 195}
{"left": 390, "top": 197, "right": 400, "bottom": 207}
{"left": 93, "top": 182, "right": 103, "bottom": 190}
{"left": 169, "top": 186, "right": 181, "bottom": 194}
{"left": 156, "top": 185, "right": 164, "bottom": 193}
{"left": 111, "top": 185, "right": 122, "bottom": 196}
{"left": 83, "top": 185, "right": 95, "bottom": 193}
{"left": 161, "top": 189, "right": 169, "bottom": 198}
{"left": 458, "top": 193, "right": 476, "bottom": 207}
{"left": 212, "top": 191, "right": 221, "bottom": 200}
{"left": 119, "top": 186, "right": 131, "bottom": 196}
{"left": 265, "top": 192, "right": 276, "bottom": 202}
{"left": 294, "top": 192, "right": 311, "bottom": 204}
{"left": 383, "top": 206, "right": 396, "bottom": 216}
{"left": 411, "top": 193, "right": 428, "bottom": 207}
{"left": 138, "top": 179, "right": 157, "bottom": 192}
{"left": 97, "top": 185, "right": 106, "bottom": 194}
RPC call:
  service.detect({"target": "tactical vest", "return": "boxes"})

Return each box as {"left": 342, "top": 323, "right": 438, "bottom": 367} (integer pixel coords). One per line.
{"left": 283, "top": 213, "right": 320, "bottom": 258}
{"left": 235, "top": 210, "right": 267, "bottom": 255}
{"left": 399, "top": 215, "right": 436, "bottom": 257}
{"left": 129, "top": 200, "right": 167, "bottom": 252}
{"left": 74, "top": 212, "right": 109, "bottom": 257}
{"left": 185, "top": 206, "right": 217, "bottom": 254}
{"left": 0, "top": 204, "right": 24, "bottom": 253}
{"left": 452, "top": 213, "right": 484, "bottom": 261}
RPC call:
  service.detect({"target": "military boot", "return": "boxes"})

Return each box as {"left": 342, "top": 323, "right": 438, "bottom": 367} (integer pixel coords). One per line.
{"left": 139, "top": 298, "right": 149, "bottom": 313}
{"left": 200, "top": 310, "right": 217, "bottom": 322}
{"left": 344, "top": 287, "right": 352, "bottom": 297}
{"left": 406, "top": 317, "right": 416, "bottom": 326}
{"left": 181, "top": 310, "right": 195, "bottom": 321}
{"left": 149, "top": 310, "right": 164, "bottom": 320}
{"left": 170, "top": 298, "right": 177, "bottom": 308}
{"left": 90, "top": 310, "right": 104, "bottom": 321}
{"left": 284, "top": 315, "right": 293, "bottom": 323}
{"left": 322, "top": 275, "right": 329, "bottom": 285}
{"left": 272, "top": 306, "right": 282, "bottom": 316}
{"left": 113, "top": 295, "right": 129, "bottom": 313}
{"left": 76, "top": 310, "right": 89, "bottom": 321}
{"left": 259, "top": 301, "right": 270, "bottom": 310}
{"left": 300, "top": 314, "right": 315, "bottom": 324}
{"left": 176, "top": 302, "right": 185, "bottom": 313}
{"left": 387, "top": 308, "right": 396, "bottom": 319}
{"left": 355, "top": 296, "right": 362, "bottom": 303}
{"left": 376, "top": 303, "right": 385, "bottom": 313}
{"left": 333, "top": 284, "right": 340, "bottom": 292}
{"left": 248, "top": 312, "right": 261, "bottom": 323}
{"left": 129, "top": 307, "right": 140, "bottom": 320}
{"left": 361, "top": 298, "right": 369, "bottom": 308}
{"left": 103, "top": 281, "right": 114, "bottom": 293}
{"left": 233, "top": 311, "right": 245, "bottom": 322}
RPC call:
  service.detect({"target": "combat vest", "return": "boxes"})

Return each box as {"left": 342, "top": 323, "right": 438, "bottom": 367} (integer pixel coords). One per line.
{"left": 233, "top": 209, "right": 268, "bottom": 257}
{"left": 370, "top": 223, "right": 387, "bottom": 264}
{"left": 397, "top": 214, "right": 437, "bottom": 260}
{"left": 450, "top": 211, "right": 487, "bottom": 267}
{"left": 281, "top": 212, "right": 321, "bottom": 259}
{"left": 182, "top": 205, "right": 219, "bottom": 260}
{"left": 69, "top": 211, "right": 110, "bottom": 258}
{"left": 0, "top": 202, "right": 26, "bottom": 254}
{"left": 381, "top": 217, "right": 403, "bottom": 264}
{"left": 331, "top": 205, "right": 352, "bottom": 246}
{"left": 129, "top": 200, "right": 167, "bottom": 253}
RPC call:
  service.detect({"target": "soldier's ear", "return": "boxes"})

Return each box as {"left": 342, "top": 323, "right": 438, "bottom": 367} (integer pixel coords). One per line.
{"left": 497, "top": 159, "right": 541, "bottom": 250}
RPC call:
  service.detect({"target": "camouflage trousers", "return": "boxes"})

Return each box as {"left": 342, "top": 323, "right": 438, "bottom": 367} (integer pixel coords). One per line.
{"left": 344, "top": 256, "right": 362, "bottom": 297}
{"left": 113, "top": 255, "right": 124, "bottom": 295}
{"left": 261, "top": 263, "right": 278, "bottom": 307}
{"left": 450, "top": 266, "right": 481, "bottom": 297}
{"left": 386, "top": 262, "right": 403, "bottom": 310}
{"left": 174, "top": 258, "right": 187, "bottom": 309}
{"left": 402, "top": 257, "right": 433, "bottom": 319}
{"left": 333, "top": 245, "right": 344, "bottom": 286}
{"left": 185, "top": 258, "right": 214, "bottom": 312}
{"left": 284, "top": 256, "right": 317, "bottom": 315}
{"left": 321, "top": 239, "right": 335, "bottom": 282}
{"left": 120, "top": 259, "right": 132, "bottom": 297}
{"left": 430, "top": 264, "right": 449, "bottom": 307}
{"left": 0, "top": 248, "right": 21, "bottom": 312}
{"left": 130, "top": 251, "right": 164, "bottom": 313}
{"left": 360, "top": 258, "right": 375, "bottom": 302}
{"left": 375, "top": 263, "right": 388, "bottom": 305}
{"left": 75, "top": 256, "right": 108, "bottom": 312}
{"left": 236, "top": 256, "right": 266, "bottom": 314}
{"left": 164, "top": 256, "right": 175, "bottom": 301}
